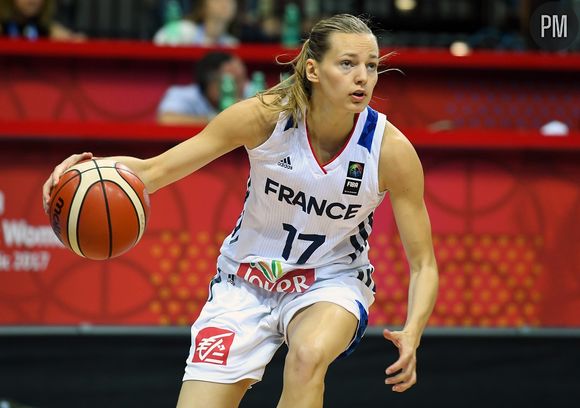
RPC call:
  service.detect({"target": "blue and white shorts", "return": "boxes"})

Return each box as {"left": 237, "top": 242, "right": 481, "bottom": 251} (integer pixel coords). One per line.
{"left": 183, "top": 269, "right": 375, "bottom": 384}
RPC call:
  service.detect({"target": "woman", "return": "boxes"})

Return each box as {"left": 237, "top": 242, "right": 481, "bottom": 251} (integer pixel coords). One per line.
{"left": 43, "top": 14, "right": 438, "bottom": 408}
{"left": 153, "top": 0, "right": 238, "bottom": 46}
{"left": 0, "top": 0, "right": 83, "bottom": 40}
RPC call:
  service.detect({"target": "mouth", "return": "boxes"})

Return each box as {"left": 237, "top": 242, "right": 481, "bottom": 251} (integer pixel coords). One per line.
{"left": 350, "top": 91, "right": 366, "bottom": 102}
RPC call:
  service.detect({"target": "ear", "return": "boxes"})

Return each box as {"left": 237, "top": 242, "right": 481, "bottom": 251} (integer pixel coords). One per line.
{"left": 305, "top": 58, "right": 319, "bottom": 83}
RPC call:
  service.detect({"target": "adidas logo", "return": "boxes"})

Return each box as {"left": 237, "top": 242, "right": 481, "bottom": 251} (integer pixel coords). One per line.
{"left": 277, "top": 156, "right": 293, "bottom": 170}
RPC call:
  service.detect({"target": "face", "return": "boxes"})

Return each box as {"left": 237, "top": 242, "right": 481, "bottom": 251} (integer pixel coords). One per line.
{"left": 221, "top": 57, "right": 248, "bottom": 99}
{"left": 14, "top": 0, "right": 44, "bottom": 17}
{"left": 307, "top": 32, "right": 379, "bottom": 113}
{"left": 206, "top": 57, "right": 247, "bottom": 106}
{"left": 204, "top": 0, "right": 237, "bottom": 23}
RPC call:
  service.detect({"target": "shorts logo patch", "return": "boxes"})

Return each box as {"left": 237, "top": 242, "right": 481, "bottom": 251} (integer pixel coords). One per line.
{"left": 250, "top": 259, "right": 283, "bottom": 283}
{"left": 236, "top": 263, "right": 315, "bottom": 293}
{"left": 192, "top": 327, "right": 235, "bottom": 365}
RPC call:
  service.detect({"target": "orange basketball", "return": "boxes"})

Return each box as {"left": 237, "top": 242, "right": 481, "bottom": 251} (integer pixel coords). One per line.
{"left": 48, "top": 159, "right": 150, "bottom": 260}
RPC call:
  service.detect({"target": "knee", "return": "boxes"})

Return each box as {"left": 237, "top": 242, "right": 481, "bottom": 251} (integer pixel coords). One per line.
{"left": 285, "top": 342, "right": 330, "bottom": 382}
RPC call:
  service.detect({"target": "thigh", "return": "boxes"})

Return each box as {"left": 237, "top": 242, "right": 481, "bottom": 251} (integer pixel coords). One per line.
{"left": 281, "top": 276, "right": 373, "bottom": 360}
{"left": 286, "top": 301, "right": 358, "bottom": 361}
{"left": 176, "top": 379, "right": 254, "bottom": 408}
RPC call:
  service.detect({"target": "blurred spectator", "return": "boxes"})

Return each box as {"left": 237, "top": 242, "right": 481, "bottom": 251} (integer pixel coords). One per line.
{"left": 238, "top": 0, "right": 281, "bottom": 43}
{"left": 157, "top": 51, "right": 251, "bottom": 125}
{"left": 0, "top": 0, "right": 84, "bottom": 40}
{"left": 153, "top": 0, "right": 238, "bottom": 46}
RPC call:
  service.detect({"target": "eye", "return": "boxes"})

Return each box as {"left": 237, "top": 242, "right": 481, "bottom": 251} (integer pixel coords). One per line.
{"left": 340, "top": 60, "right": 353, "bottom": 69}
{"left": 367, "top": 63, "right": 378, "bottom": 71}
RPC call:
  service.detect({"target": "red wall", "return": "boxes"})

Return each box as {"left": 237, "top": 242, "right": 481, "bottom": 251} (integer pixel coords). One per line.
{"left": 0, "top": 40, "right": 578, "bottom": 328}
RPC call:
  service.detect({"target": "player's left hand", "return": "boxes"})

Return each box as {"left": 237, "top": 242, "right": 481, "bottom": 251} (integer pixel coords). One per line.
{"left": 383, "top": 328, "right": 418, "bottom": 392}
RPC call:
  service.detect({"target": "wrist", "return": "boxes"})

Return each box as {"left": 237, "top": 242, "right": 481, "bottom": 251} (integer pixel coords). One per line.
{"left": 402, "top": 325, "right": 423, "bottom": 347}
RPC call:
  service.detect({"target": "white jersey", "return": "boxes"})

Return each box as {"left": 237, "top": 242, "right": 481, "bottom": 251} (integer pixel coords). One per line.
{"left": 217, "top": 106, "right": 387, "bottom": 293}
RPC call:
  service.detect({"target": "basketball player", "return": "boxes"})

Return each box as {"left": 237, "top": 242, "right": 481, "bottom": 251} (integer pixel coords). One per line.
{"left": 43, "top": 14, "right": 438, "bottom": 408}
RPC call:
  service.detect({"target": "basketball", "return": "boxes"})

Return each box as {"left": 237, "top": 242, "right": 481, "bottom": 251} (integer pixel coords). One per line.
{"left": 48, "top": 159, "right": 150, "bottom": 260}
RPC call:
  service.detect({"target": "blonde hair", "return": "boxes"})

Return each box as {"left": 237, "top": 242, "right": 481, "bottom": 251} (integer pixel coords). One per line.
{"left": 257, "top": 14, "right": 391, "bottom": 126}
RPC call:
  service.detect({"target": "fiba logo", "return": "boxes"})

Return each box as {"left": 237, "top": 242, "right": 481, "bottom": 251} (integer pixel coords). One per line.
{"left": 530, "top": 1, "right": 579, "bottom": 51}
{"left": 0, "top": 190, "right": 4, "bottom": 216}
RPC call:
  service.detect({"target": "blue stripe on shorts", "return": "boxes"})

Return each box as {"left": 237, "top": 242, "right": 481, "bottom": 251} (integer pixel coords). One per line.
{"left": 337, "top": 300, "right": 368, "bottom": 359}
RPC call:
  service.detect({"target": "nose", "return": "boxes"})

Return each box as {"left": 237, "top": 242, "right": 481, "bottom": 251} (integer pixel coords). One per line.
{"left": 354, "top": 64, "right": 368, "bottom": 85}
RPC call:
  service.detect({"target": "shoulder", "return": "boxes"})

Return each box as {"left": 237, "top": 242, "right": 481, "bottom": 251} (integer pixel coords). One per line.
{"left": 164, "top": 84, "right": 200, "bottom": 95}
{"left": 210, "top": 96, "right": 280, "bottom": 148}
{"left": 378, "top": 121, "right": 423, "bottom": 193}
{"left": 220, "top": 33, "right": 239, "bottom": 46}
{"left": 160, "top": 84, "right": 205, "bottom": 105}
{"left": 153, "top": 20, "right": 198, "bottom": 45}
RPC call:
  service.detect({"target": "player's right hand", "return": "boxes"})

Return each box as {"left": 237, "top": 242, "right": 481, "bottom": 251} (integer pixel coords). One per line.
{"left": 42, "top": 152, "right": 93, "bottom": 214}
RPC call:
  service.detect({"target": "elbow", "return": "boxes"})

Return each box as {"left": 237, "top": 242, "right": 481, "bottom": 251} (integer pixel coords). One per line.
{"left": 409, "top": 255, "right": 438, "bottom": 276}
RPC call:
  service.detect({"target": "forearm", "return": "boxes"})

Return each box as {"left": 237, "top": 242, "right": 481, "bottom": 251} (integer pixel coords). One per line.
{"left": 403, "top": 265, "right": 439, "bottom": 346}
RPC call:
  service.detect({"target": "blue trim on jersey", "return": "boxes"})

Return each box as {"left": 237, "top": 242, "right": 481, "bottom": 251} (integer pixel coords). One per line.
{"left": 337, "top": 300, "right": 368, "bottom": 359}
{"left": 284, "top": 117, "right": 295, "bottom": 131}
{"left": 357, "top": 107, "right": 378, "bottom": 153}
{"left": 229, "top": 177, "right": 252, "bottom": 244}
{"left": 347, "top": 212, "right": 373, "bottom": 262}
{"left": 207, "top": 273, "right": 222, "bottom": 302}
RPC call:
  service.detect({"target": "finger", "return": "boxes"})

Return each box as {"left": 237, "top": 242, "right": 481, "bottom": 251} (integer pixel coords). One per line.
{"left": 386, "top": 351, "right": 413, "bottom": 375}
{"left": 77, "top": 151, "right": 93, "bottom": 161}
{"left": 52, "top": 152, "right": 92, "bottom": 186}
{"left": 385, "top": 365, "right": 413, "bottom": 384}
{"left": 386, "top": 356, "right": 404, "bottom": 375}
{"left": 43, "top": 152, "right": 92, "bottom": 215}
{"left": 42, "top": 178, "right": 53, "bottom": 214}
{"left": 392, "top": 372, "right": 417, "bottom": 393}
{"left": 383, "top": 328, "right": 401, "bottom": 347}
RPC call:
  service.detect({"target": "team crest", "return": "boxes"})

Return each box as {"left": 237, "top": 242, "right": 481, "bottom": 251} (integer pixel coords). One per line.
{"left": 347, "top": 161, "right": 365, "bottom": 179}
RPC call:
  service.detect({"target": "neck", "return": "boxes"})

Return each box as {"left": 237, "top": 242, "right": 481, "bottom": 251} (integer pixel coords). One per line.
{"left": 306, "top": 102, "right": 356, "bottom": 148}
{"left": 305, "top": 101, "right": 358, "bottom": 165}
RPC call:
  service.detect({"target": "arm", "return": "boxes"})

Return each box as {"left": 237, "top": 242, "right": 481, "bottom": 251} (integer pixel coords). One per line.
{"left": 157, "top": 112, "right": 211, "bottom": 126}
{"left": 378, "top": 121, "right": 439, "bottom": 392}
{"left": 50, "top": 22, "right": 86, "bottom": 41}
{"left": 42, "top": 97, "right": 275, "bottom": 211}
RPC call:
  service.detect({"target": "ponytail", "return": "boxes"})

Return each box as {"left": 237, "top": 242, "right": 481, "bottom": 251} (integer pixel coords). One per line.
{"left": 256, "top": 40, "right": 313, "bottom": 126}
